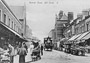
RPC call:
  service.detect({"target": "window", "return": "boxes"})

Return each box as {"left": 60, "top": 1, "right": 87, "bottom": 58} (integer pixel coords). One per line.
{"left": 12, "top": 21, "right": 13, "bottom": 28}
{"left": 87, "top": 23, "right": 89, "bottom": 31}
{"left": 17, "top": 27, "right": 18, "bottom": 32}
{"left": 57, "top": 34, "right": 61, "bottom": 37}
{"left": 81, "top": 27, "right": 82, "bottom": 33}
{"left": 14, "top": 24, "right": 16, "bottom": 30}
{"left": 16, "top": 26, "right": 18, "bottom": 32}
{"left": 83, "top": 25, "right": 85, "bottom": 32}
{"left": 0, "top": 10, "right": 1, "bottom": 21}
{"left": 8, "top": 18, "right": 10, "bottom": 27}
{"left": 4, "top": 14, "right": 6, "bottom": 23}
{"left": 75, "top": 28, "right": 79, "bottom": 34}
{"left": 82, "top": 26, "right": 84, "bottom": 32}
{"left": 79, "top": 27, "right": 81, "bottom": 33}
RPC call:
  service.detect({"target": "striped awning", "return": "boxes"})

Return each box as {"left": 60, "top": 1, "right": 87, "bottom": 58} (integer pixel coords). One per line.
{"left": 76, "top": 31, "right": 89, "bottom": 41}
{"left": 68, "top": 34, "right": 82, "bottom": 41}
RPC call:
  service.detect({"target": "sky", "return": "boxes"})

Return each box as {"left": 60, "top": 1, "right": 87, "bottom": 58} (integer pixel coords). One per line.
{"left": 5, "top": 0, "right": 90, "bottom": 41}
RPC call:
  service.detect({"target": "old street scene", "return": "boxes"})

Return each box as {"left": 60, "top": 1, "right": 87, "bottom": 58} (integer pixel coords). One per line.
{"left": 0, "top": 0, "right": 90, "bottom": 63}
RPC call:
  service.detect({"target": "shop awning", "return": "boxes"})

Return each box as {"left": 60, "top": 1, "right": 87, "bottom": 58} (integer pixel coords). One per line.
{"left": 0, "top": 21, "right": 23, "bottom": 39}
{"left": 81, "top": 32, "right": 90, "bottom": 40}
{"left": 68, "top": 34, "right": 81, "bottom": 41}
{"left": 76, "top": 31, "right": 89, "bottom": 40}
{"left": 68, "top": 35, "right": 77, "bottom": 41}
{"left": 60, "top": 38, "right": 68, "bottom": 42}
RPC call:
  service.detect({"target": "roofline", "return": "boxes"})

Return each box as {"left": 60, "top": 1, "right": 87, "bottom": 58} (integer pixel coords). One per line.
{"left": 83, "top": 15, "right": 90, "bottom": 21}
{"left": 1, "top": 0, "right": 22, "bottom": 25}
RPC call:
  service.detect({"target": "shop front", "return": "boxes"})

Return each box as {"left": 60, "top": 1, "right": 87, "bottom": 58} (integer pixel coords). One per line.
{"left": 74, "top": 32, "right": 90, "bottom": 47}
{"left": 81, "top": 32, "right": 90, "bottom": 45}
{"left": 64, "top": 34, "right": 85, "bottom": 54}
{"left": 0, "top": 21, "right": 28, "bottom": 63}
{"left": 80, "top": 32, "right": 90, "bottom": 53}
{"left": 0, "top": 21, "right": 26, "bottom": 48}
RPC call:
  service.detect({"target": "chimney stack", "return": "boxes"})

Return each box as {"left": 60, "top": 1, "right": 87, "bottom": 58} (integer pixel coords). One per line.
{"left": 82, "top": 10, "right": 89, "bottom": 17}
{"left": 59, "top": 10, "right": 63, "bottom": 19}
{"left": 68, "top": 12, "right": 73, "bottom": 21}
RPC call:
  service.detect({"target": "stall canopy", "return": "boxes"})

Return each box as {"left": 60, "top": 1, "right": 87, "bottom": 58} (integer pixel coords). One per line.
{"left": 76, "top": 31, "right": 89, "bottom": 41}
{"left": 81, "top": 32, "right": 90, "bottom": 40}
{"left": 68, "top": 34, "right": 82, "bottom": 41}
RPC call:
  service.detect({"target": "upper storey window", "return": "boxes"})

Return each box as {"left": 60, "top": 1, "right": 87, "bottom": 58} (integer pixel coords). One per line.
{"left": 4, "top": 14, "right": 6, "bottom": 24}
{"left": 0, "top": 10, "right": 1, "bottom": 21}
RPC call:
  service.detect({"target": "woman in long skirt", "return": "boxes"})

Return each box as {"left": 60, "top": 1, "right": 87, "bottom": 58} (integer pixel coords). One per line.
{"left": 18, "top": 44, "right": 27, "bottom": 63}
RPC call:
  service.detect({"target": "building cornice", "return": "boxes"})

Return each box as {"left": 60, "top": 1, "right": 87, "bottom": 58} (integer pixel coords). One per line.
{"left": 1, "top": 0, "right": 22, "bottom": 25}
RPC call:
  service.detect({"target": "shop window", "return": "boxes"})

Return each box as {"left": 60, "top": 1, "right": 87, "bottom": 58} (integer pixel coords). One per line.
{"left": 3, "top": 14, "right": 6, "bottom": 24}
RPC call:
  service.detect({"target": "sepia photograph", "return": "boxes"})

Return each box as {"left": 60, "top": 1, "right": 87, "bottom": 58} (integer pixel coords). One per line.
{"left": 0, "top": 0, "right": 90, "bottom": 63}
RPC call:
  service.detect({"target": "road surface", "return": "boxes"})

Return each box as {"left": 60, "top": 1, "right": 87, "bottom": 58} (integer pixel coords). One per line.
{"left": 26, "top": 50, "right": 90, "bottom": 63}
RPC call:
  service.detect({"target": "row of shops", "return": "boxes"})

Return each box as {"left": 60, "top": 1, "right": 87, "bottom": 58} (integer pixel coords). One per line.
{"left": 0, "top": 19, "right": 27, "bottom": 48}
{"left": 65, "top": 30, "right": 90, "bottom": 45}
{"left": 55, "top": 31, "right": 90, "bottom": 55}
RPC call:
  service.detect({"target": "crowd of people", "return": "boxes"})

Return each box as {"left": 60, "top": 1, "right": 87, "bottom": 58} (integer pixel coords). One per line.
{"left": 0, "top": 40, "right": 44, "bottom": 63}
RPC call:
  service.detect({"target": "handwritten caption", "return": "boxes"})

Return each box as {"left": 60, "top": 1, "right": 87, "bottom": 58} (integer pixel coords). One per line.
{"left": 29, "top": 1, "right": 59, "bottom": 4}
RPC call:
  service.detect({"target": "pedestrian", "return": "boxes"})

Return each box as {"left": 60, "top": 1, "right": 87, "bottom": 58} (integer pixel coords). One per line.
{"left": 18, "top": 44, "right": 27, "bottom": 63}
{"left": 30, "top": 42, "right": 34, "bottom": 54}
{"left": 23, "top": 42, "right": 28, "bottom": 53}
{"left": 8, "top": 44, "right": 15, "bottom": 63}
{"left": 29, "top": 42, "right": 34, "bottom": 61}
{"left": 41, "top": 44, "right": 43, "bottom": 55}
{"left": 13, "top": 42, "right": 19, "bottom": 63}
